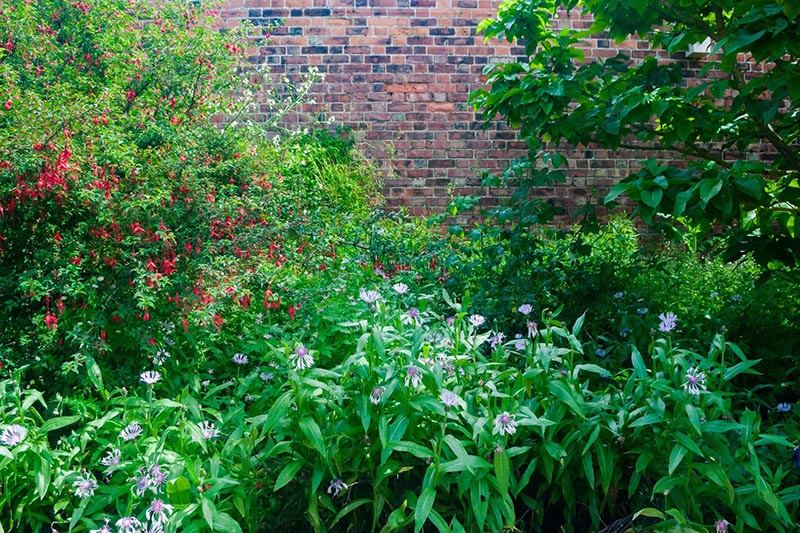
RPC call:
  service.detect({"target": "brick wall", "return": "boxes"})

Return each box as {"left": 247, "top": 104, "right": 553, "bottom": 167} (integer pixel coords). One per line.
{"left": 215, "top": 2, "right": 703, "bottom": 219}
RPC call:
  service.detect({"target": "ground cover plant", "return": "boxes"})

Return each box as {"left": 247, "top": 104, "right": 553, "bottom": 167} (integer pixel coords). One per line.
{"left": 2, "top": 0, "right": 800, "bottom": 532}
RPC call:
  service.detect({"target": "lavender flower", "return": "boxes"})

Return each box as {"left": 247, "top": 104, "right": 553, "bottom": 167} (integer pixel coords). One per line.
{"left": 658, "top": 312, "right": 678, "bottom": 333}
{"left": 489, "top": 332, "right": 505, "bottom": 349}
{"left": 408, "top": 307, "right": 420, "bottom": 319}
{"left": 527, "top": 320, "right": 538, "bottom": 338}
{"left": 392, "top": 282, "right": 409, "bottom": 294}
{"left": 327, "top": 478, "right": 347, "bottom": 497}
{"left": 290, "top": 344, "right": 314, "bottom": 370}
{"left": 517, "top": 304, "right": 533, "bottom": 315}
{"left": 405, "top": 365, "right": 423, "bottom": 389}
{"left": 72, "top": 472, "right": 98, "bottom": 498}
{"left": 115, "top": 517, "right": 143, "bottom": 533}
{"left": 514, "top": 339, "right": 526, "bottom": 351}
{"left": 467, "top": 314, "right": 485, "bottom": 327}
{"left": 131, "top": 469, "right": 152, "bottom": 497}
{"left": 149, "top": 464, "right": 168, "bottom": 488}
{"left": 152, "top": 349, "right": 170, "bottom": 365}
{"left": 199, "top": 421, "right": 220, "bottom": 440}
{"left": 369, "top": 387, "right": 384, "bottom": 405}
{"left": 101, "top": 448, "right": 121, "bottom": 467}
{"left": 119, "top": 422, "right": 143, "bottom": 441}
{"left": 232, "top": 353, "right": 249, "bottom": 365}
{"left": 715, "top": 519, "right": 731, "bottom": 533}
{"left": 614, "top": 292, "right": 624, "bottom": 299}
{"left": 493, "top": 412, "right": 518, "bottom": 437}
{"left": 146, "top": 498, "right": 174, "bottom": 526}
{"left": 777, "top": 402, "right": 793, "bottom": 413}
{"left": 359, "top": 288, "right": 381, "bottom": 304}
{"left": 440, "top": 390, "right": 460, "bottom": 409}
{"left": 0, "top": 424, "right": 27, "bottom": 447}
{"left": 681, "top": 367, "right": 707, "bottom": 396}
{"left": 446, "top": 316, "right": 455, "bottom": 326}
{"left": 259, "top": 371, "right": 274, "bottom": 382}
{"left": 140, "top": 370, "right": 161, "bottom": 385}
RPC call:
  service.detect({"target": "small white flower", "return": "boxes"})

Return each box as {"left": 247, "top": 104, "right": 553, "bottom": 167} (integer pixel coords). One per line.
{"left": 405, "top": 365, "right": 423, "bottom": 389}
{"left": 392, "top": 282, "right": 409, "bottom": 294}
{"left": 140, "top": 371, "right": 161, "bottom": 385}
{"left": 369, "top": 386, "right": 384, "bottom": 405}
{"left": 327, "top": 478, "right": 347, "bottom": 497}
{"left": 146, "top": 498, "right": 174, "bottom": 526}
{"left": 493, "top": 411, "right": 517, "bottom": 437}
{"left": 119, "top": 422, "right": 143, "bottom": 441}
{"left": 440, "top": 390, "right": 461, "bottom": 409}
{"left": 72, "top": 471, "right": 98, "bottom": 498}
{"left": 468, "top": 314, "right": 485, "bottom": 327}
{"left": 0, "top": 424, "right": 27, "bottom": 447}
{"left": 115, "top": 516, "right": 143, "bottom": 533}
{"left": 101, "top": 447, "right": 121, "bottom": 467}
{"left": 517, "top": 304, "right": 533, "bottom": 315}
{"left": 232, "top": 353, "right": 249, "bottom": 365}
{"left": 682, "top": 367, "right": 707, "bottom": 396}
{"left": 290, "top": 345, "right": 314, "bottom": 370}
{"left": 359, "top": 288, "right": 381, "bottom": 304}
{"left": 199, "top": 421, "right": 220, "bottom": 440}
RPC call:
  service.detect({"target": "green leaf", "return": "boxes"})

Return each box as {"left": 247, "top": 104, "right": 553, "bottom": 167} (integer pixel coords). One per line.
{"left": 668, "top": 444, "right": 688, "bottom": 475}
{"left": 34, "top": 453, "right": 51, "bottom": 500}
{"left": 547, "top": 380, "right": 586, "bottom": 419}
{"left": 414, "top": 487, "right": 436, "bottom": 533}
{"left": 698, "top": 177, "right": 722, "bottom": 205}
{"left": 330, "top": 499, "right": 373, "bottom": 529}
{"left": 299, "top": 417, "right": 326, "bottom": 456}
{"left": 684, "top": 404, "right": 702, "bottom": 436}
{"left": 630, "top": 346, "right": 647, "bottom": 379}
{"left": 39, "top": 415, "right": 81, "bottom": 435}
{"left": 724, "top": 359, "right": 761, "bottom": 381}
{"left": 630, "top": 413, "right": 662, "bottom": 428}
{"left": 85, "top": 356, "right": 105, "bottom": 394}
{"left": 640, "top": 188, "right": 663, "bottom": 208}
{"left": 695, "top": 463, "right": 734, "bottom": 504}
{"left": 672, "top": 432, "right": 703, "bottom": 457}
{"left": 372, "top": 326, "right": 386, "bottom": 359}
{"left": 274, "top": 458, "right": 305, "bottom": 491}
{"left": 167, "top": 476, "right": 193, "bottom": 506}
{"left": 494, "top": 449, "right": 511, "bottom": 494}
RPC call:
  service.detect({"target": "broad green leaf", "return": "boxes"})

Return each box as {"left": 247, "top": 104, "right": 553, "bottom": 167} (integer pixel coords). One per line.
{"left": 672, "top": 432, "right": 703, "bottom": 457}
{"left": 299, "top": 417, "right": 325, "bottom": 456}
{"left": 547, "top": 380, "right": 586, "bottom": 419}
{"left": 274, "top": 458, "right": 305, "bottom": 491}
{"left": 414, "top": 487, "right": 436, "bottom": 533}
{"left": 630, "top": 413, "right": 662, "bottom": 428}
{"left": 167, "top": 476, "right": 193, "bottom": 507}
{"left": 39, "top": 415, "right": 81, "bottom": 435}
{"left": 695, "top": 463, "right": 734, "bottom": 504}
{"left": 630, "top": 346, "right": 647, "bottom": 379}
{"left": 494, "top": 449, "right": 511, "bottom": 494}
{"left": 668, "top": 444, "right": 688, "bottom": 475}
{"left": 34, "top": 453, "right": 51, "bottom": 500}
{"left": 684, "top": 404, "right": 702, "bottom": 436}
{"left": 698, "top": 177, "right": 722, "bottom": 205}
{"left": 724, "top": 359, "right": 761, "bottom": 381}
{"left": 640, "top": 188, "right": 663, "bottom": 208}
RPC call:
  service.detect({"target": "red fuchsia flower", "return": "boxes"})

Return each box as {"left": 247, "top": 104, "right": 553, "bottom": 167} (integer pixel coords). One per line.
{"left": 44, "top": 312, "right": 58, "bottom": 330}
{"left": 3, "top": 99, "right": 10, "bottom": 111}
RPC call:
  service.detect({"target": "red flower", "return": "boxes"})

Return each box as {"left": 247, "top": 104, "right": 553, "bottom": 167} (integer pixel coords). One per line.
{"left": 44, "top": 312, "right": 58, "bottom": 330}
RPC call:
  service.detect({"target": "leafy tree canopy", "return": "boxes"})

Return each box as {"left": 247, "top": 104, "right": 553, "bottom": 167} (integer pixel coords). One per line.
{"left": 471, "top": 0, "right": 800, "bottom": 280}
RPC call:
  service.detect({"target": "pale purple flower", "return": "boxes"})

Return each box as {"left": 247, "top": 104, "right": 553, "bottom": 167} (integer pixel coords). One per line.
{"left": 408, "top": 307, "right": 420, "bottom": 319}
{"left": 115, "top": 517, "right": 143, "bottom": 533}
{"left": 777, "top": 402, "right": 792, "bottom": 413}
{"left": 405, "top": 365, "right": 423, "bottom": 389}
{"left": 149, "top": 464, "right": 168, "bottom": 487}
{"left": 514, "top": 339, "right": 526, "bottom": 351}
{"left": 527, "top": 320, "right": 538, "bottom": 338}
{"left": 732, "top": 294, "right": 742, "bottom": 302}
{"left": 260, "top": 371, "right": 274, "bottom": 382}
{"left": 152, "top": 349, "right": 170, "bottom": 365}
{"left": 682, "top": 367, "right": 707, "bottom": 396}
{"left": 446, "top": 316, "right": 455, "bottom": 326}
{"left": 290, "top": 344, "right": 314, "bottom": 370}
{"left": 517, "top": 304, "right": 533, "bottom": 315}
{"left": 359, "top": 288, "right": 381, "bottom": 304}
{"left": 327, "top": 478, "right": 347, "bottom": 497}
{"left": 255, "top": 312, "right": 264, "bottom": 325}
{"left": 232, "top": 353, "right": 249, "bottom": 365}
{"left": 140, "top": 370, "right": 161, "bottom": 385}
{"left": 146, "top": 498, "right": 174, "bottom": 526}
{"left": 89, "top": 518, "right": 112, "bottom": 533}
{"left": 131, "top": 469, "right": 152, "bottom": 497}
{"left": 715, "top": 519, "right": 731, "bottom": 533}
{"left": 493, "top": 411, "right": 517, "bottom": 436}
{"left": 658, "top": 312, "right": 678, "bottom": 333}
{"left": 119, "top": 422, "right": 143, "bottom": 441}
{"left": 369, "top": 387, "right": 384, "bottom": 405}
{"left": 72, "top": 472, "right": 98, "bottom": 498}
{"left": 0, "top": 424, "right": 27, "bottom": 447}
{"left": 101, "top": 448, "right": 121, "bottom": 467}
{"left": 440, "top": 390, "right": 460, "bottom": 409}
{"left": 392, "top": 282, "right": 409, "bottom": 294}
{"left": 199, "top": 421, "right": 220, "bottom": 440}
{"left": 489, "top": 332, "right": 504, "bottom": 348}
{"left": 614, "top": 292, "right": 624, "bottom": 299}
{"left": 468, "top": 314, "right": 485, "bottom": 327}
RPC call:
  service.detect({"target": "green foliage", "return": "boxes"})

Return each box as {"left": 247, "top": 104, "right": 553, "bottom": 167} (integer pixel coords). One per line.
{"left": 0, "top": 0, "right": 375, "bottom": 393}
{"left": 471, "top": 0, "right": 800, "bottom": 279}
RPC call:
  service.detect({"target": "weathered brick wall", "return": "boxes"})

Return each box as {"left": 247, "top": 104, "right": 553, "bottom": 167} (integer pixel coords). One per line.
{"left": 215, "top": 2, "right": 709, "bottom": 219}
